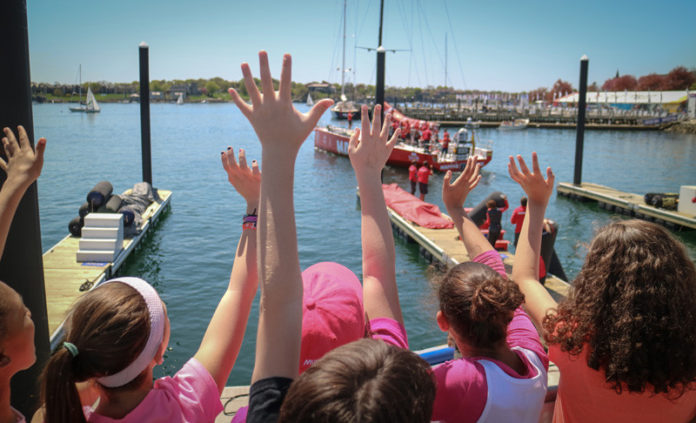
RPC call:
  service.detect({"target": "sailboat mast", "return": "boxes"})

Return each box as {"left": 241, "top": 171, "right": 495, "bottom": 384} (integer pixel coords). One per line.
{"left": 340, "top": 0, "right": 346, "bottom": 99}
{"left": 78, "top": 64, "right": 82, "bottom": 104}
{"left": 444, "top": 33, "right": 448, "bottom": 89}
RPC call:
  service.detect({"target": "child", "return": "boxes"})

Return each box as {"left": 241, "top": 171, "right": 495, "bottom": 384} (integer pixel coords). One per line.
{"left": 228, "top": 52, "right": 434, "bottom": 422}
{"left": 510, "top": 196, "right": 527, "bottom": 247}
{"left": 508, "top": 153, "right": 696, "bottom": 423}
{"left": 0, "top": 125, "right": 45, "bottom": 423}
{"left": 38, "top": 147, "right": 260, "bottom": 422}
{"left": 431, "top": 156, "right": 548, "bottom": 423}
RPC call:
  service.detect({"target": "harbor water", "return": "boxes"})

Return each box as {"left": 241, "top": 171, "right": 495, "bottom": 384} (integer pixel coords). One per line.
{"left": 33, "top": 102, "right": 696, "bottom": 385}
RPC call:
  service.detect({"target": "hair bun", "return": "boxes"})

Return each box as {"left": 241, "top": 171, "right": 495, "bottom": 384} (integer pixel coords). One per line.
{"left": 470, "top": 278, "right": 523, "bottom": 323}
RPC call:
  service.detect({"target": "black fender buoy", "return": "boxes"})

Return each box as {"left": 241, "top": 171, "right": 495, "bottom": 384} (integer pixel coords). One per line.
{"left": 86, "top": 181, "right": 113, "bottom": 208}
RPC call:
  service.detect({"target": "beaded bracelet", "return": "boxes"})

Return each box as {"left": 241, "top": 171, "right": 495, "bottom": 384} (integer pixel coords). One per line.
{"left": 243, "top": 212, "right": 257, "bottom": 230}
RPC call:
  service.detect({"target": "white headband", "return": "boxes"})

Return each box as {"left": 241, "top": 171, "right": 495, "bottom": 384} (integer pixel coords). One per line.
{"left": 96, "top": 277, "right": 165, "bottom": 388}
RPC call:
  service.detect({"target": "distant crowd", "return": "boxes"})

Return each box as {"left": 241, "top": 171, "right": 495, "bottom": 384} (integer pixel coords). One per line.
{"left": 2, "top": 52, "right": 696, "bottom": 423}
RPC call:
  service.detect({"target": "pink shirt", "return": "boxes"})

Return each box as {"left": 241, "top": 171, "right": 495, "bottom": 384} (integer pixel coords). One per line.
{"left": 550, "top": 345, "right": 696, "bottom": 423}
{"left": 84, "top": 358, "right": 222, "bottom": 423}
{"left": 431, "top": 251, "right": 549, "bottom": 423}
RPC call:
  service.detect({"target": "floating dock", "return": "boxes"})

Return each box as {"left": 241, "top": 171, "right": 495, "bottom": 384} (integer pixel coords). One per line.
{"left": 43, "top": 189, "right": 172, "bottom": 350}
{"left": 557, "top": 182, "right": 696, "bottom": 231}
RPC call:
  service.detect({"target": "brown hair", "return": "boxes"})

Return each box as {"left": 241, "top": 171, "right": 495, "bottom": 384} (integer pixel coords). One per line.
{"left": 486, "top": 199, "right": 497, "bottom": 209}
{"left": 543, "top": 220, "right": 696, "bottom": 396}
{"left": 279, "top": 338, "right": 435, "bottom": 422}
{"left": 0, "top": 282, "right": 17, "bottom": 363}
{"left": 438, "top": 262, "right": 524, "bottom": 350}
{"left": 41, "top": 282, "right": 151, "bottom": 423}
{"left": 521, "top": 197, "right": 527, "bottom": 207}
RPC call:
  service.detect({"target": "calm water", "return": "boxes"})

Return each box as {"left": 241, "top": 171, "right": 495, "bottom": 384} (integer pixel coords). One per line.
{"left": 33, "top": 103, "right": 696, "bottom": 384}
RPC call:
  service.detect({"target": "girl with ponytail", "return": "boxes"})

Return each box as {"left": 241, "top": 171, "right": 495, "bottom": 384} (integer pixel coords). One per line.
{"left": 39, "top": 147, "right": 261, "bottom": 422}
{"left": 431, "top": 156, "right": 549, "bottom": 423}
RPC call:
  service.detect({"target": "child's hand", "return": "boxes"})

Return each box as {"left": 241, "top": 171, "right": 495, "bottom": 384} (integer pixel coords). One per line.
{"left": 228, "top": 52, "right": 333, "bottom": 156}
{"left": 1, "top": 126, "right": 46, "bottom": 188}
{"left": 507, "top": 152, "right": 554, "bottom": 206}
{"left": 442, "top": 156, "right": 481, "bottom": 212}
{"left": 221, "top": 147, "right": 261, "bottom": 208}
{"left": 348, "top": 105, "right": 399, "bottom": 176}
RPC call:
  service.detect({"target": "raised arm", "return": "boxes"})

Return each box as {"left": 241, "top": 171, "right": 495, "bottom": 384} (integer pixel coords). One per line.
{"left": 229, "top": 52, "right": 332, "bottom": 382}
{"left": 0, "top": 126, "right": 46, "bottom": 258}
{"left": 348, "top": 105, "right": 403, "bottom": 324}
{"left": 193, "top": 148, "right": 261, "bottom": 393}
{"left": 442, "top": 156, "right": 492, "bottom": 259}
{"left": 508, "top": 152, "right": 557, "bottom": 327}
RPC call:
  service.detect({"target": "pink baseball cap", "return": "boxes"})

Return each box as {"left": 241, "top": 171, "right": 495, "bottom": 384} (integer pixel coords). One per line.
{"left": 299, "top": 262, "right": 365, "bottom": 373}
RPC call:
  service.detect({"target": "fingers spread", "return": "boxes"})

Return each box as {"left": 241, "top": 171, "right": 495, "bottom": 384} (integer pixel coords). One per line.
{"left": 443, "top": 170, "right": 452, "bottom": 186}
{"left": 251, "top": 159, "right": 260, "bottom": 176}
{"left": 371, "top": 104, "right": 382, "bottom": 136}
{"left": 380, "top": 113, "right": 392, "bottom": 139}
{"left": 17, "top": 126, "right": 30, "bottom": 150}
{"left": 531, "top": 151, "right": 541, "bottom": 175}
{"left": 238, "top": 148, "right": 248, "bottom": 170}
{"left": 0, "top": 158, "right": 6, "bottom": 172}
{"left": 348, "top": 129, "right": 360, "bottom": 153}
{"left": 278, "top": 54, "right": 292, "bottom": 102}
{"left": 386, "top": 128, "right": 399, "bottom": 151}
{"left": 229, "top": 88, "right": 252, "bottom": 119}
{"left": 360, "top": 105, "right": 369, "bottom": 135}
{"left": 305, "top": 99, "right": 334, "bottom": 128}
{"left": 516, "top": 154, "right": 530, "bottom": 175}
{"left": 241, "top": 63, "right": 261, "bottom": 107}
{"left": 258, "top": 51, "right": 275, "bottom": 99}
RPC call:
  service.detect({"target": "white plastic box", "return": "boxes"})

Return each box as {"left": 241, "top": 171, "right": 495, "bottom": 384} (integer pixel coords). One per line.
{"left": 83, "top": 213, "right": 123, "bottom": 228}
{"left": 678, "top": 186, "right": 696, "bottom": 216}
{"left": 77, "top": 213, "right": 124, "bottom": 262}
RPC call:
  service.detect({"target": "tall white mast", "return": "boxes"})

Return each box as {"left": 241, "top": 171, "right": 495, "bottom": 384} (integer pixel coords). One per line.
{"left": 78, "top": 64, "right": 82, "bottom": 104}
{"left": 444, "top": 33, "right": 448, "bottom": 89}
{"left": 340, "top": 0, "right": 347, "bottom": 100}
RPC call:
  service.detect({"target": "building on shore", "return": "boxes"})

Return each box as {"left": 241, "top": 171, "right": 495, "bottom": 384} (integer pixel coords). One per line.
{"left": 558, "top": 90, "right": 690, "bottom": 113}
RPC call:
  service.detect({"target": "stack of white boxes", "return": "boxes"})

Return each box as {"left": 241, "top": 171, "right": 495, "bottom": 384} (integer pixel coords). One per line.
{"left": 76, "top": 213, "right": 124, "bottom": 262}
{"left": 678, "top": 186, "right": 696, "bottom": 216}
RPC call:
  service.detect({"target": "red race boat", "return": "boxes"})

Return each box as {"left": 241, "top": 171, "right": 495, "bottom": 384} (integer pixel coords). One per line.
{"left": 314, "top": 105, "right": 493, "bottom": 172}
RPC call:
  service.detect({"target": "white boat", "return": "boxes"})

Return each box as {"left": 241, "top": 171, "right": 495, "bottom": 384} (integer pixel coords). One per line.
{"left": 176, "top": 93, "right": 184, "bottom": 105}
{"left": 499, "top": 118, "right": 529, "bottom": 130}
{"left": 70, "top": 86, "right": 101, "bottom": 113}
{"left": 306, "top": 92, "right": 314, "bottom": 106}
{"left": 69, "top": 65, "right": 101, "bottom": 113}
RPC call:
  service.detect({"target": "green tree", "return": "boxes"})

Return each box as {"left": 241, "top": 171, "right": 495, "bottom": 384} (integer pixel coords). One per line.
{"left": 205, "top": 80, "right": 220, "bottom": 96}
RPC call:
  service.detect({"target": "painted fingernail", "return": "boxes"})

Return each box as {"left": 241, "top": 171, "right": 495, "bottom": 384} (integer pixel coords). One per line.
{"left": 227, "top": 147, "right": 231, "bottom": 150}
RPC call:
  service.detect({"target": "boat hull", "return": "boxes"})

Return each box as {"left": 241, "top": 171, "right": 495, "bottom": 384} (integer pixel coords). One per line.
{"left": 314, "top": 127, "right": 492, "bottom": 171}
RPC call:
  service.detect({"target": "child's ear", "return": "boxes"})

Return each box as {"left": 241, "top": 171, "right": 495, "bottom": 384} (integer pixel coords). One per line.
{"left": 436, "top": 311, "right": 449, "bottom": 332}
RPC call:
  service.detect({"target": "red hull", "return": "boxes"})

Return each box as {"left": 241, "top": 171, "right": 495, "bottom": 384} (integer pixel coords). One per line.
{"left": 314, "top": 127, "right": 492, "bottom": 171}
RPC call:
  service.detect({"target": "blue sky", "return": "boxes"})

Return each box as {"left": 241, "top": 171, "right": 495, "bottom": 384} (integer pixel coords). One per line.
{"left": 28, "top": 0, "right": 696, "bottom": 92}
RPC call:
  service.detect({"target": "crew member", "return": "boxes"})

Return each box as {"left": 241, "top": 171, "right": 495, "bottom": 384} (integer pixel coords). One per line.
{"left": 417, "top": 162, "right": 433, "bottom": 201}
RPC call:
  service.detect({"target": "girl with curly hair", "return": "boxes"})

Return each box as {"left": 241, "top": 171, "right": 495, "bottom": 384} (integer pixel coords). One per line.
{"left": 509, "top": 153, "right": 696, "bottom": 422}
{"left": 431, "top": 156, "right": 549, "bottom": 423}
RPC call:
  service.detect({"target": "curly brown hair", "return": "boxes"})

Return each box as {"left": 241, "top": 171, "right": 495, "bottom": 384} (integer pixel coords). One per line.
{"left": 438, "top": 262, "right": 524, "bottom": 350}
{"left": 543, "top": 219, "right": 696, "bottom": 396}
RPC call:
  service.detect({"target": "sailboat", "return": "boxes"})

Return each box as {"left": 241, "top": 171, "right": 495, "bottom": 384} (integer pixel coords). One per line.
{"left": 330, "top": 0, "right": 359, "bottom": 120}
{"left": 69, "top": 65, "right": 101, "bottom": 113}
{"left": 306, "top": 92, "right": 314, "bottom": 107}
{"left": 177, "top": 93, "right": 184, "bottom": 105}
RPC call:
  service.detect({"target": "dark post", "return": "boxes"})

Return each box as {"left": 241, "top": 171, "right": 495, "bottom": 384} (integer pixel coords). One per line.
{"left": 375, "top": 0, "right": 386, "bottom": 122}
{"left": 139, "top": 42, "right": 153, "bottom": 185}
{"left": 573, "top": 55, "right": 589, "bottom": 186}
{"left": 0, "top": 0, "right": 50, "bottom": 414}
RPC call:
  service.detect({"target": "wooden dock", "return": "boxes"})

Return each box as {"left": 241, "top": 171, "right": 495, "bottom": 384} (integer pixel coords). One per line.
{"left": 557, "top": 182, "right": 696, "bottom": 231}
{"left": 44, "top": 189, "right": 172, "bottom": 350}
{"left": 386, "top": 205, "right": 571, "bottom": 300}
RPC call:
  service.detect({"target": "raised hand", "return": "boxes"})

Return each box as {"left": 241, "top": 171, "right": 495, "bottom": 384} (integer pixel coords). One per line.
{"left": 228, "top": 52, "right": 333, "bottom": 156}
{"left": 1, "top": 126, "right": 46, "bottom": 189}
{"left": 348, "top": 105, "right": 399, "bottom": 176}
{"left": 221, "top": 147, "right": 261, "bottom": 209}
{"left": 507, "top": 152, "right": 554, "bottom": 206}
{"left": 442, "top": 156, "right": 481, "bottom": 212}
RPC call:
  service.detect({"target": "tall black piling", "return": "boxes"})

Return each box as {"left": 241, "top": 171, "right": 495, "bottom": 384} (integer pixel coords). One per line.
{"left": 0, "top": 0, "right": 50, "bottom": 414}
{"left": 573, "top": 55, "right": 589, "bottom": 186}
{"left": 375, "top": 0, "right": 386, "bottom": 122}
{"left": 139, "top": 42, "right": 153, "bottom": 185}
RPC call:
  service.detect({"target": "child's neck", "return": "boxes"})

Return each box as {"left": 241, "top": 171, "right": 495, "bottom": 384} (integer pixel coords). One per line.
{"left": 95, "top": 375, "right": 154, "bottom": 419}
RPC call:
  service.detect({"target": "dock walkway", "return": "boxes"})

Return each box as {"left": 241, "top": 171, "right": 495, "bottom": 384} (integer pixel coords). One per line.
{"left": 44, "top": 189, "right": 172, "bottom": 350}
{"left": 557, "top": 182, "right": 696, "bottom": 231}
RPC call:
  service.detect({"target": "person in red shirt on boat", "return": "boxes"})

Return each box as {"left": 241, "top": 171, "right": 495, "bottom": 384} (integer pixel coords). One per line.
{"left": 417, "top": 162, "right": 433, "bottom": 201}
{"left": 347, "top": 111, "right": 353, "bottom": 129}
{"left": 401, "top": 120, "right": 411, "bottom": 142}
{"left": 510, "top": 196, "right": 527, "bottom": 247}
{"left": 441, "top": 130, "right": 450, "bottom": 154}
{"left": 421, "top": 126, "right": 432, "bottom": 150}
{"left": 408, "top": 160, "right": 418, "bottom": 195}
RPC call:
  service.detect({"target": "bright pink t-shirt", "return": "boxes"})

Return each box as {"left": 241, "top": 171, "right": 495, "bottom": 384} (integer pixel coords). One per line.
{"left": 550, "top": 345, "right": 696, "bottom": 423}
{"left": 84, "top": 358, "right": 222, "bottom": 423}
{"left": 431, "top": 250, "right": 549, "bottom": 423}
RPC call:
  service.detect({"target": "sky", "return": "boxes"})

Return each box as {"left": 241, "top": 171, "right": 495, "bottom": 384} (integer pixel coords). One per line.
{"left": 27, "top": 0, "right": 696, "bottom": 92}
